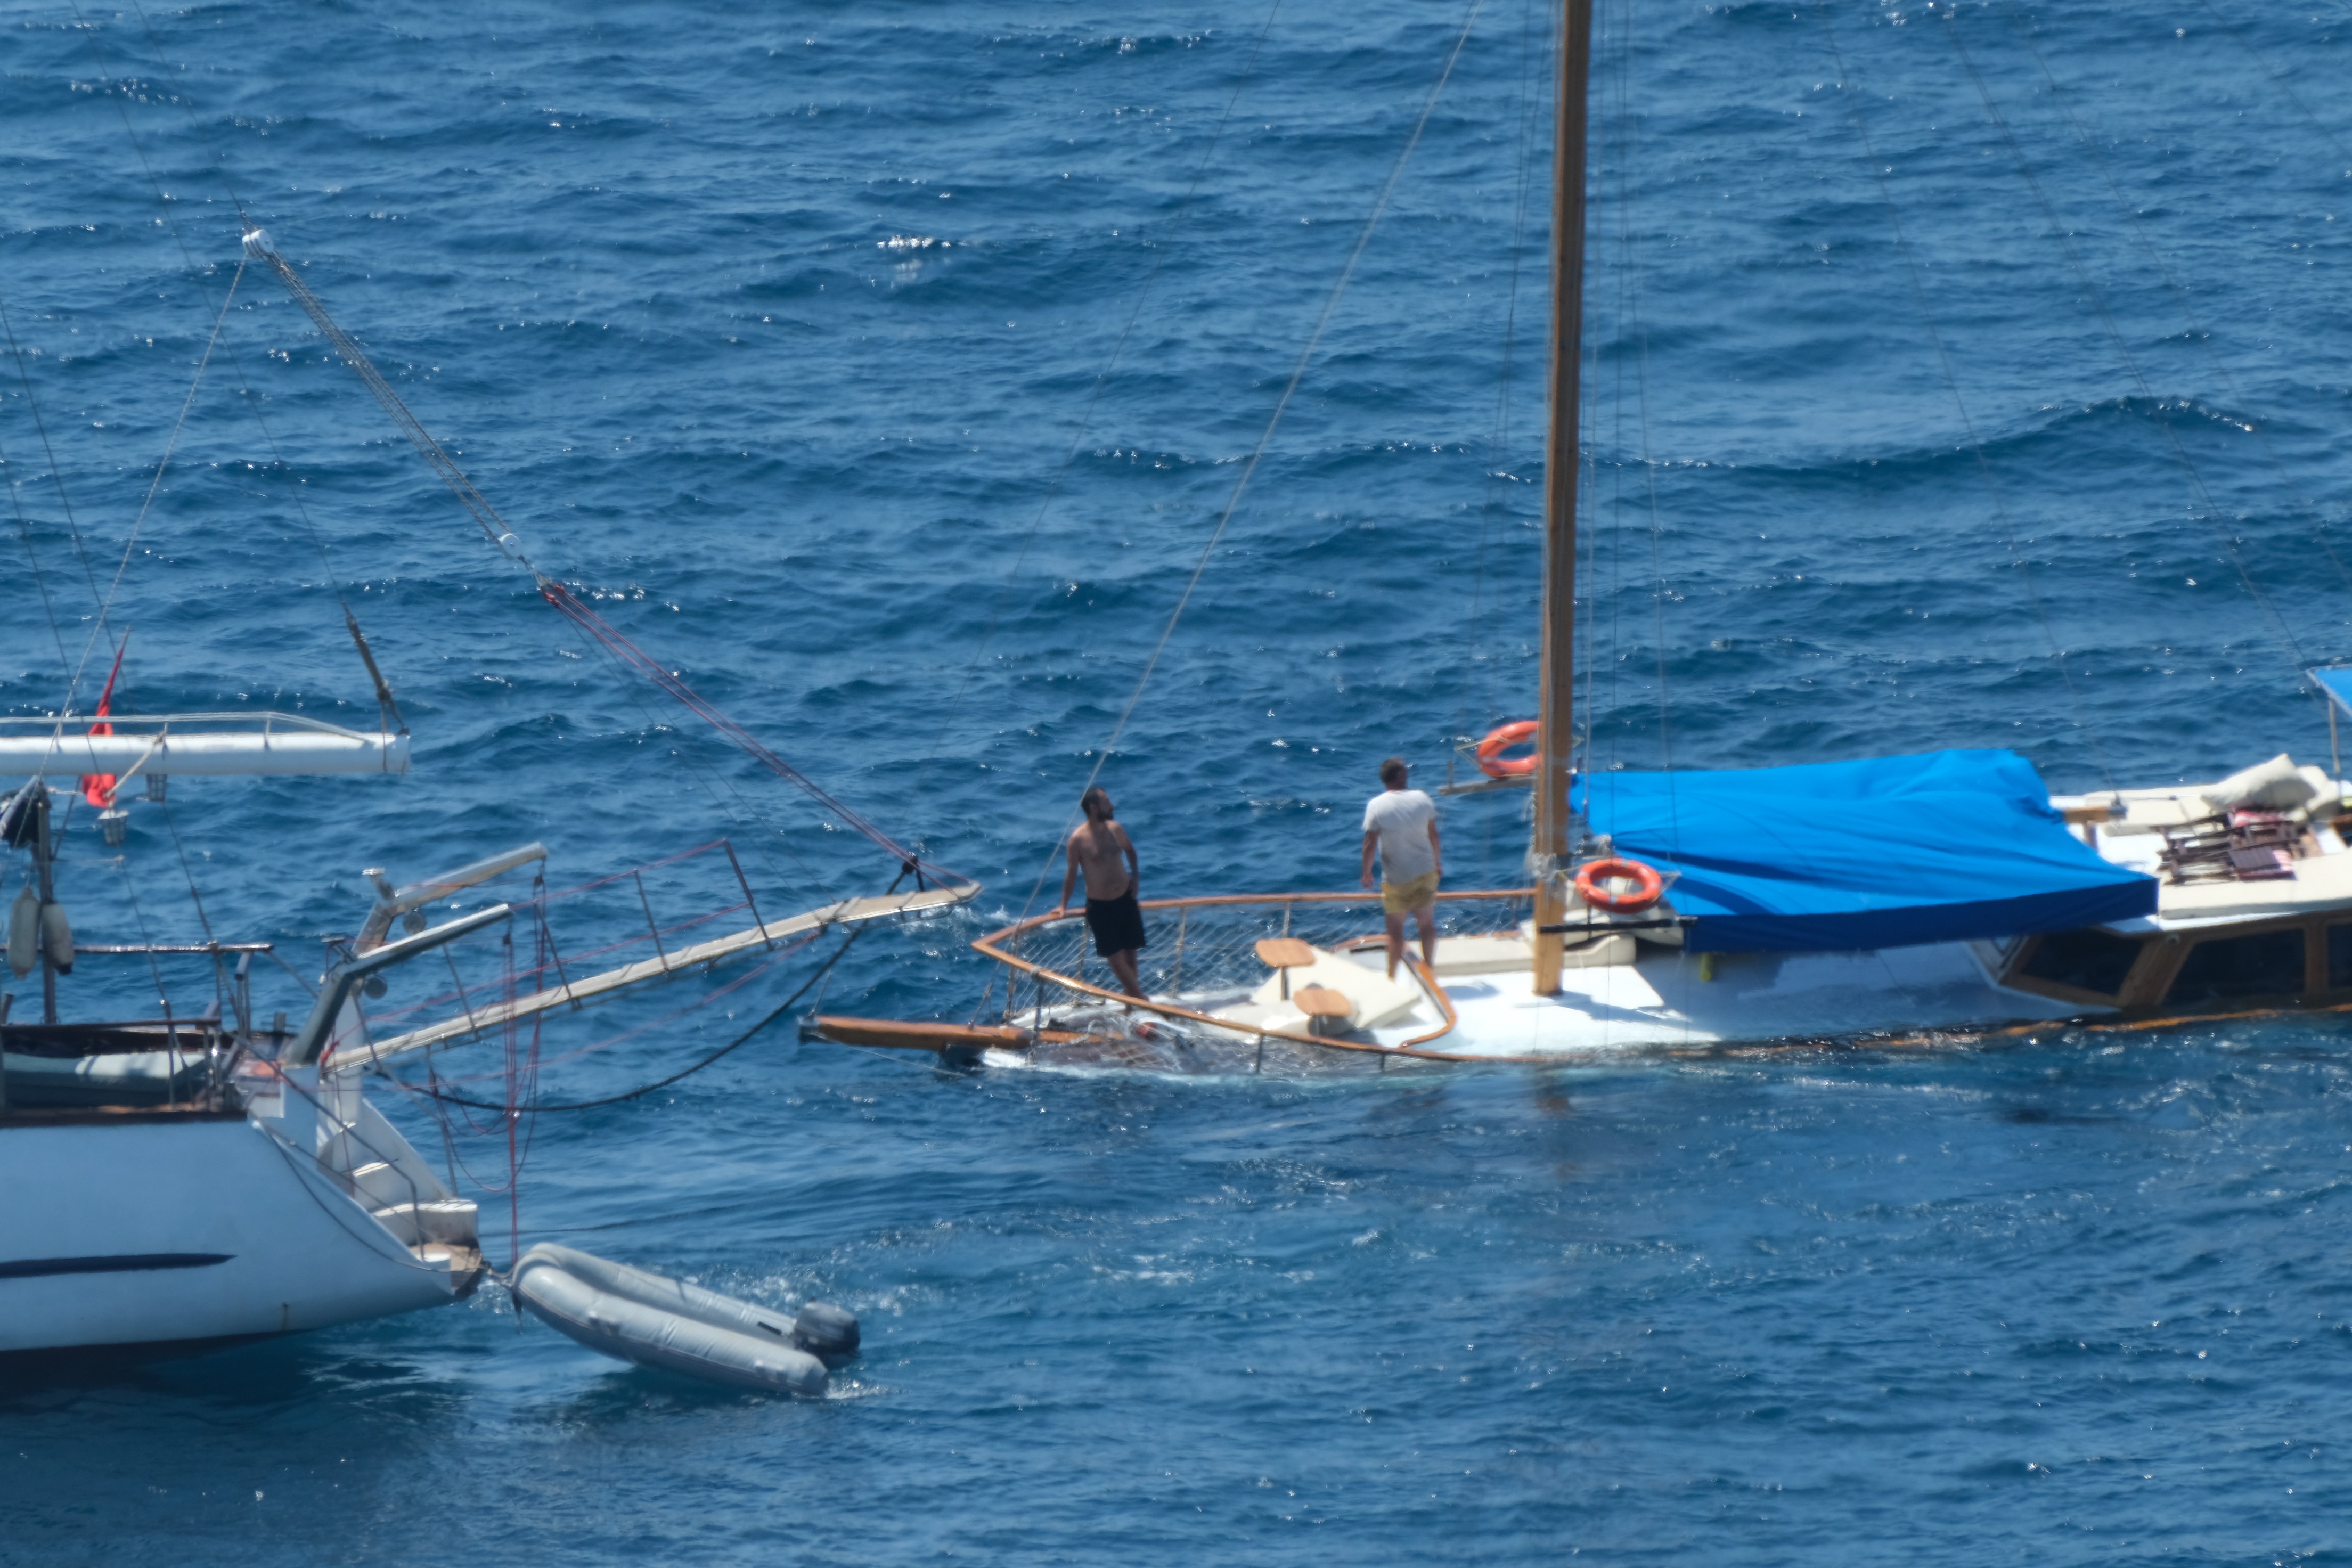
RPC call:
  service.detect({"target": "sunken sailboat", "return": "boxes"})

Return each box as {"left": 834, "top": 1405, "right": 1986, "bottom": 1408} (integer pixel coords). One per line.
{"left": 816, "top": 0, "right": 2352, "bottom": 1071}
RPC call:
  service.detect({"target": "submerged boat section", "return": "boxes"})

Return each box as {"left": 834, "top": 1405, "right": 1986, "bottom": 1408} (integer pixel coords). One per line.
{"left": 820, "top": 748, "right": 2352, "bottom": 1070}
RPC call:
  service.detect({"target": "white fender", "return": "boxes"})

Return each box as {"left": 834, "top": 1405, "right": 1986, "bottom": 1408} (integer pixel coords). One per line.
{"left": 39, "top": 901, "right": 72, "bottom": 975}
{"left": 6, "top": 888, "right": 34, "bottom": 979}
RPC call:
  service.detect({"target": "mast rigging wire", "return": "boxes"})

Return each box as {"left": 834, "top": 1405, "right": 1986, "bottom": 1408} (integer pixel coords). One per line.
{"left": 1, "top": 426, "right": 74, "bottom": 679}
{"left": 390, "top": 922, "right": 867, "bottom": 1115}
{"left": 1938, "top": 7, "right": 2309, "bottom": 673}
{"left": 243, "top": 234, "right": 962, "bottom": 887}
{"left": 914, "top": 0, "right": 1288, "bottom": 789}
{"left": 72, "top": 260, "right": 244, "bottom": 704}
{"left": 0, "top": 294, "right": 113, "bottom": 709}
{"left": 1454, "top": 0, "right": 1547, "bottom": 764}
{"left": 1596, "top": 0, "right": 1676, "bottom": 777}
{"left": 1814, "top": 3, "right": 2122, "bottom": 797}
{"left": 1011, "top": 0, "right": 1490, "bottom": 918}
{"left": 73, "top": 1, "right": 409, "bottom": 734}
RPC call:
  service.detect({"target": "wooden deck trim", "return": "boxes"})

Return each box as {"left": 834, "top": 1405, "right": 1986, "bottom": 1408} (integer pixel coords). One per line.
{"left": 811, "top": 1017, "right": 1085, "bottom": 1052}
{"left": 970, "top": 890, "right": 1530, "bottom": 1063}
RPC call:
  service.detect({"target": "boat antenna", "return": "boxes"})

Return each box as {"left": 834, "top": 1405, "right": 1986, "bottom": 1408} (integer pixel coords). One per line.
{"left": 1530, "top": 0, "right": 1594, "bottom": 997}
{"left": 344, "top": 605, "right": 408, "bottom": 736}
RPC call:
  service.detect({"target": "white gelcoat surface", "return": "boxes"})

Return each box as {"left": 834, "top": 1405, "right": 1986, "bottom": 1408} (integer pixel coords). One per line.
{"left": 0, "top": 1116, "right": 464, "bottom": 1352}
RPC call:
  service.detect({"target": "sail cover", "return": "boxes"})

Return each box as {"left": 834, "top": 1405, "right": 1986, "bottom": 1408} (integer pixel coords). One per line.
{"left": 1573, "top": 749, "right": 2157, "bottom": 954}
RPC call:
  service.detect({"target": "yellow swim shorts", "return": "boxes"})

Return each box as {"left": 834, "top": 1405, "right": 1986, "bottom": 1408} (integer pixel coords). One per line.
{"left": 1381, "top": 869, "right": 1440, "bottom": 916}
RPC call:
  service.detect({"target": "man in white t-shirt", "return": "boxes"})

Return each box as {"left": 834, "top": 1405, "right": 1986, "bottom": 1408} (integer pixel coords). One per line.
{"left": 1360, "top": 757, "right": 1442, "bottom": 979}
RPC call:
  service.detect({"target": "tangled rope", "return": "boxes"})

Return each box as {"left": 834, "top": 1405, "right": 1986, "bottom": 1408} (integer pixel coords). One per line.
{"left": 387, "top": 922, "right": 867, "bottom": 1115}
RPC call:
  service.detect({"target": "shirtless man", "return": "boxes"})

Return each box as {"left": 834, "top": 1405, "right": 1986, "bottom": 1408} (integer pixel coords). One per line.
{"left": 1052, "top": 786, "right": 1148, "bottom": 999}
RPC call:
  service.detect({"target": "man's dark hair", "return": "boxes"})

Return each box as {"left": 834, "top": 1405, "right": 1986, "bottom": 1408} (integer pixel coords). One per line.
{"left": 1080, "top": 786, "right": 1112, "bottom": 820}
{"left": 1379, "top": 757, "right": 1409, "bottom": 787}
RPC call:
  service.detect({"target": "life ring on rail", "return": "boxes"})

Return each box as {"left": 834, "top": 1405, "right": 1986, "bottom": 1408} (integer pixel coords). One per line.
{"left": 1475, "top": 720, "right": 1541, "bottom": 778}
{"left": 1573, "top": 856, "right": 1663, "bottom": 914}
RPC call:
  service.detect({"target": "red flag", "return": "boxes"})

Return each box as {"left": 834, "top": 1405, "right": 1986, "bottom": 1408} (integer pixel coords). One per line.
{"left": 79, "top": 642, "right": 126, "bottom": 808}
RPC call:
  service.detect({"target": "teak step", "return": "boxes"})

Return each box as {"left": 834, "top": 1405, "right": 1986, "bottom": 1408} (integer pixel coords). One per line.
{"left": 1293, "top": 985, "right": 1351, "bottom": 1018}
{"left": 1254, "top": 937, "right": 1316, "bottom": 970}
{"left": 1293, "top": 983, "right": 1353, "bottom": 1037}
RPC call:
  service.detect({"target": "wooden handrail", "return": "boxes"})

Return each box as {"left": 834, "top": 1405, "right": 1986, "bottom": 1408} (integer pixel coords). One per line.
{"left": 970, "top": 888, "right": 1530, "bottom": 1063}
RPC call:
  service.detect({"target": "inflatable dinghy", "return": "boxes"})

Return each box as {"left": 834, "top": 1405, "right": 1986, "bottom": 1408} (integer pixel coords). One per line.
{"left": 511, "top": 1243, "right": 859, "bottom": 1396}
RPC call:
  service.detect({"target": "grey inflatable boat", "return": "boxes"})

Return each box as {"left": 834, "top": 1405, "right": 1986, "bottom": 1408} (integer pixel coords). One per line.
{"left": 511, "top": 1243, "right": 859, "bottom": 1397}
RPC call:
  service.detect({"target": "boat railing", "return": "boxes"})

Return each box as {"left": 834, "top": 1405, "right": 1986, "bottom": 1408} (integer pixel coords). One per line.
{"left": 0, "top": 709, "right": 394, "bottom": 740}
{"left": 971, "top": 888, "right": 1536, "bottom": 1066}
{"left": 0, "top": 709, "right": 411, "bottom": 779}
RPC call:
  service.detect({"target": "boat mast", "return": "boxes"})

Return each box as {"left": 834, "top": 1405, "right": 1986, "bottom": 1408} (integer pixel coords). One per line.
{"left": 1532, "top": 0, "right": 1595, "bottom": 995}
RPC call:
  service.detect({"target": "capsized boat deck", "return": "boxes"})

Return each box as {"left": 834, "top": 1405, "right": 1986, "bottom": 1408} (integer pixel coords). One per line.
{"left": 820, "top": 753, "right": 2352, "bottom": 1071}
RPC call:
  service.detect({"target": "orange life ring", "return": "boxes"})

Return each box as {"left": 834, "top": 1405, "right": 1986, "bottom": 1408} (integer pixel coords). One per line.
{"left": 1573, "top": 856, "right": 1664, "bottom": 914}
{"left": 1475, "top": 720, "right": 1541, "bottom": 778}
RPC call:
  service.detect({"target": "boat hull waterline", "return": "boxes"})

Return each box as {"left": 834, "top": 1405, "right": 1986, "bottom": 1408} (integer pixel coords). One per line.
{"left": 0, "top": 1110, "right": 478, "bottom": 1355}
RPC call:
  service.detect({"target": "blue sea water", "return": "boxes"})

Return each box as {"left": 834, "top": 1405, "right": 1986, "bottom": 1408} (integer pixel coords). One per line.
{"left": 7, "top": 0, "right": 2352, "bottom": 1560}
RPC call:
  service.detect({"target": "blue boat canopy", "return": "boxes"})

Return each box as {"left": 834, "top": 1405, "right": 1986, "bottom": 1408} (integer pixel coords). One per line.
{"left": 2310, "top": 666, "right": 2352, "bottom": 720}
{"left": 1573, "top": 749, "right": 2157, "bottom": 954}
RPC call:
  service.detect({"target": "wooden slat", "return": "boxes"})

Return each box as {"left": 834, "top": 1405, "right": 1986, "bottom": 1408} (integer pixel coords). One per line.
{"left": 1254, "top": 937, "right": 1316, "bottom": 970}
{"left": 329, "top": 880, "right": 981, "bottom": 1073}
{"left": 812, "top": 1016, "right": 1083, "bottom": 1052}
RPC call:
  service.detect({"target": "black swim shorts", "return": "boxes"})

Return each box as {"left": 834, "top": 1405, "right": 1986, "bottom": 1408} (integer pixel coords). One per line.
{"left": 1083, "top": 889, "right": 1148, "bottom": 957}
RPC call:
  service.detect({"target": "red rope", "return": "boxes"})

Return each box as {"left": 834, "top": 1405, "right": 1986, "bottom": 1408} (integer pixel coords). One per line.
{"left": 503, "top": 925, "right": 523, "bottom": 1262}
{"left": 362, "top": 898, "right": 755, "bottom": 1027}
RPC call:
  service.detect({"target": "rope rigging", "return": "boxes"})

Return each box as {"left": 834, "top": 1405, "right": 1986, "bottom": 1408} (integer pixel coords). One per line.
{"left": 389, "top": 921, "right": 867, "bottom": 1115}
{"left": 239, "top": 230, "right": 962, "bottom": 888}
{"left": 1813, "top": 2, "right": 2124, "bottom": 799}
{"left": 914, "top": 0, "right": 1289, "bottom": 793}
{"left": 1012, "top": 0, "right": 1491, "bottom": 919}
{"left": 75, "top": 259, "right": 244, "bottom": 706}
{"left": 0, "top": 291, "right": 117, "bottom": 714}
{"left": 72, "top": 0, "right": 408, "bottom": 736}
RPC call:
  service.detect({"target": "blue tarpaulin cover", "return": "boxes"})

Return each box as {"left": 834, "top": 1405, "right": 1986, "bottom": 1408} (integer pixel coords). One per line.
{"left": 2310, "top": 666, "right": 2352, "bottom": 718}
{"left": 1573, "top": 749, "right": 2158, "bottom": 954}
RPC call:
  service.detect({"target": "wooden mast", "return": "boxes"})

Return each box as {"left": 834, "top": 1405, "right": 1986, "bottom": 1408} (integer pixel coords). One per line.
{"left": 1532, "top": 0, "right": 1594, "bottom": 995}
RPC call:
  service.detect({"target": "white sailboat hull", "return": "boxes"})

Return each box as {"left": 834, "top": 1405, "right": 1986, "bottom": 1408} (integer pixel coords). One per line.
{"left": 0, "top": 1113, "right": 471, "bottom": 1355}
